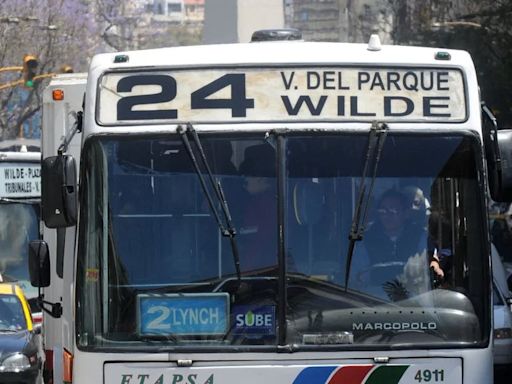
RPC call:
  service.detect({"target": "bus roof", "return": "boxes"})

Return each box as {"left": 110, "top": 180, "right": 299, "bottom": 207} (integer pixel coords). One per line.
{"left": 91, "top": 41, "right": 474, "bottom": 69}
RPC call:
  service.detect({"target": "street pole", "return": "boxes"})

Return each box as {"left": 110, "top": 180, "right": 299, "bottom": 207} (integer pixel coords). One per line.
{"left": 0, "top": 73, "right": 58, "bottom": 91}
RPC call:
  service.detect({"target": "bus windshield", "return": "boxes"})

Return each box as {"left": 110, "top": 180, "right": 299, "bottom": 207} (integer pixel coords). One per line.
{"left": 0, "top": 203, "right": 39, "bottom": 292}
{"left": 77, "top": 131, "right": 488, "bottom": 351}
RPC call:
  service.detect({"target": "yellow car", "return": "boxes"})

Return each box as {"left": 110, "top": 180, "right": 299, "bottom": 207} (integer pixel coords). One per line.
{"left": 0, "top": 283, "right": 42, "bottom": 384}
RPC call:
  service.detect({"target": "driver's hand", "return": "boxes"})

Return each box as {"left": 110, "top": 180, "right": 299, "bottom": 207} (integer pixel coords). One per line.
{"left": 430, "top": 260, "right": 444, "bottom": 278}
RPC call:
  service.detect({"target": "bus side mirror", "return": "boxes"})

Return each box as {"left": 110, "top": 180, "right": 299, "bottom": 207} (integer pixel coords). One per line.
{"left": 42, "top": 155, "right": 77, "bottom": 228}
{"left": 28, "top": 240, "right": 50, "bottom": 288}
{"left": 482, "top": 105, "right": 512, "bottom": 202}
{"left": 493, "top": 130, "right": 512, "bottom": 202}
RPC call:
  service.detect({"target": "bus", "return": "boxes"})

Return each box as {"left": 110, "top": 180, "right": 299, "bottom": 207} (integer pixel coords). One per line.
{"left": 0, "top": 139, "right": 41, "bottom": 322}
{"left": 30, "top": 31, "right": 512, "bottom": 384}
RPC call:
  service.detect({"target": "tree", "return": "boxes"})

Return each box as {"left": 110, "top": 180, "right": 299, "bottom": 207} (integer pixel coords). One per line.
{"left": 0, "top": 0, "right": 204, "bottom": 140}
{"left": 0, "top": 0, "right": 97, "bottom": 140}
{"left": 464, "top": 1, "right": 512, "bottom": 128}
{"left": 94, "top": 0, "right": 146, "bottom": 51}
{"left": 384, "top": 0, "right": 512, "bottom": 128}
{"left": 94, "top": 0, "right": 201, "bottom": 51}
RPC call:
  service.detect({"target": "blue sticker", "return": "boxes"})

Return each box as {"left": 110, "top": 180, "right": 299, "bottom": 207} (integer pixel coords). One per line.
{"left": 138, "top": 293, "right": 229, "bottom": 336}
{"left": 232, "top": 305, "right": 276, "bottom": 335}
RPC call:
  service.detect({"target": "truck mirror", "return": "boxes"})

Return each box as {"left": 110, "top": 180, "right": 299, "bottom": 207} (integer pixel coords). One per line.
{"left": 28, "top": 240, "right": 50, "bottom": 288}
{"left": 42, "top": 155, "right": 77, "bottom": 227}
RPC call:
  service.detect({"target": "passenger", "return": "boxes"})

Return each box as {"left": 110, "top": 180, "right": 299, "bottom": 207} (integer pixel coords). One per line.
{"left": 402, "top": 185, "right": 430, "bottom": 227}
{"left": 364, "top": 189, "right": 426, "bottom": 264}
{"left": 237, "top": 144, "right": 277, "bottom": 272}
{"left": 491, "top": 203, "right": 512, "bottom": 264}
{"left": 427, "top": 211, "right": 453, "bottom": 283}
{"left": 355, "top": 189, "right": 431, "bottom": 298}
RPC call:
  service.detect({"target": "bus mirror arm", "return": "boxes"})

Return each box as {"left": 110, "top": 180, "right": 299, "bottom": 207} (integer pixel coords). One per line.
{"left": 482, "top": 104, "right": 502, "bottom": 197}
{"left": 58, "top": 111, "right": 82, "bottom": 156}
{"left": 38, "top": 295, "right": 63, "bottom": 319}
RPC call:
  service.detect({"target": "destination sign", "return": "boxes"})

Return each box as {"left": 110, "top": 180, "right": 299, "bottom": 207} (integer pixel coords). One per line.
{"left": 137, "top": 293, "right": 229, "bottom": 336}
{"left": 98, "top": 67, "right": 466, "bottom": 125}
{"left": 0, "top": 163, "right": 41, "bottom": 198}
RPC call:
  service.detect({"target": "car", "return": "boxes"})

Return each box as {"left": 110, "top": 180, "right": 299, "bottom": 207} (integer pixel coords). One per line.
{"left": 0, "top": 275, "right": 43, "bottom": 332}
{"left": 492, "top": 246, "right": 512, "bottom": 370}
{"left": 489, "top": 203, "right": 512, "bottom": 287}
{"left": 0, "top": 283, "right": 42, "bottom": 384}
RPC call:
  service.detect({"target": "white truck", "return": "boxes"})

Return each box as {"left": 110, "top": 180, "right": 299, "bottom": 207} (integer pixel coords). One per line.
{"left": 30, "top": 31, "right": 512, "bottom": 384}
{"left": 38, "top": 73, "right": 87, "bottom": 384}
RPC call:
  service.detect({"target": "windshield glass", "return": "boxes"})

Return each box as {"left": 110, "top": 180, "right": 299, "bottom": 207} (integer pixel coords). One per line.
{"left": 0, "top": 203, "right": 39, "bottom": 294}
{"left": 77, "top": 132, "right": 488, "bottom": 350}
{"left": 0, "top": 294, "right": 27, "bottom": 331}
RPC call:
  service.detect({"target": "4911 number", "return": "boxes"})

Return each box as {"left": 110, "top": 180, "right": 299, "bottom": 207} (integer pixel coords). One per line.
{"left": 414, "top": 369, "right": 445, "bottom": 382}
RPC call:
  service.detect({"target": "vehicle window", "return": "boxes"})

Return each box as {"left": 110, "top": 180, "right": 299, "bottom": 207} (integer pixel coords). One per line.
{"left": 0, "top": 294, "right": 27, "bottom": 331}
{"left": 76, "top": 132, "right": 488, "bottom": 350}
{"left": 0, "top": 203, "right": 40, "bottom": 283}
{"left": 284, "top": 134, "right": 487, "bottom": 347}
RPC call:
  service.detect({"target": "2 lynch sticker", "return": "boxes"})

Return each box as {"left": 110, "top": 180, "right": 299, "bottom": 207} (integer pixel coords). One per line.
{"left": 98, "top": 67, "right": 466, "bottom": 124}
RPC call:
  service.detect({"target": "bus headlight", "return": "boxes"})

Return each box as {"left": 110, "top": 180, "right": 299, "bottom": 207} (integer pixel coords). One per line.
{"left": 0, "top": 353, "right": 31, "bottom": 372}
{"left": 494, "top": 328, "right": 512, "bottom": 339}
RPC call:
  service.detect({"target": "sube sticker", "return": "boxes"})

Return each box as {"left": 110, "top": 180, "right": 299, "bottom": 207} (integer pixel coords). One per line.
{"left": 232, "top": 305, "right": 275, "bottom": 335}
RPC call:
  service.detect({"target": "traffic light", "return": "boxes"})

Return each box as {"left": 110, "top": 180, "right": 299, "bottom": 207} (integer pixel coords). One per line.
{"left": 60, "top": 65, "right": 73, "bottom": 73}
{"left": 22, "top": 54, "right": 38, "bottom": 87}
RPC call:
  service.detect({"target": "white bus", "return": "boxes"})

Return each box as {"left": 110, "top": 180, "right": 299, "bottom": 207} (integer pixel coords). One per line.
{"left": 0, "top": 140, "right": 41, "bottom": 320}
{"left": 30, "top": 31, "right": 512, "bottom": 384}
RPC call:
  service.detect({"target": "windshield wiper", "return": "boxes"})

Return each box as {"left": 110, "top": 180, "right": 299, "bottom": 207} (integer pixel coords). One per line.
{"left": 177, "top": 123, "right": 241, "bottom": 280}
{"left": 344, "top": 122, "right": 388, "bottom": 290}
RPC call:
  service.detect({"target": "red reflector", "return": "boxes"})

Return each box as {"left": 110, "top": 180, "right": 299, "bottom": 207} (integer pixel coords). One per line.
{"left": 52, "top": 89, "right": 64, "bottom": 101}
{"left": 63, "top": 348, "right": 73, "bottom": 384}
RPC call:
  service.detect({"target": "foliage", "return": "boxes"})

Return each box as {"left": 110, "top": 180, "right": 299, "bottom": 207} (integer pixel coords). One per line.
{"left": 138, "top": 23, "right": 202, "bottom": 49}
{"left": 0, "top": 0, "right": 97, "bottom": 140}
{"left": 0, "top": 0, "right": 202, "bottom": 140}
{"left": 6, "top": 0, "right": 509, "bottom": 139}
{"left": 94, "top": 0, "right": 145, "bottom": 51}
{"left": 471, "top": 1, "right": 512, "bottom": 128}
{"left": 386, "top": 0, "right": 512, "bottom": 128}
